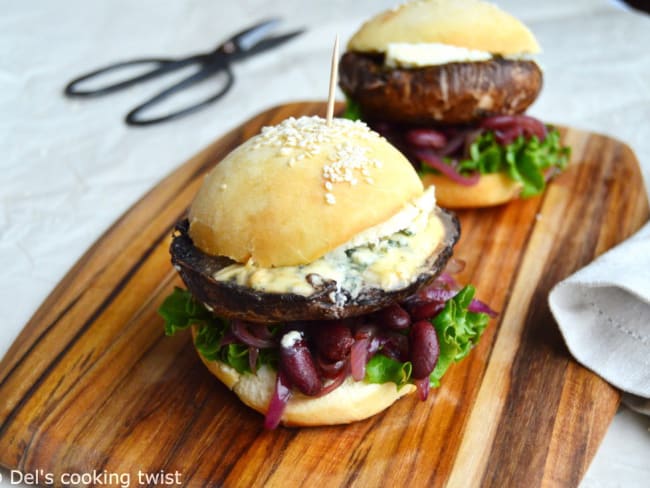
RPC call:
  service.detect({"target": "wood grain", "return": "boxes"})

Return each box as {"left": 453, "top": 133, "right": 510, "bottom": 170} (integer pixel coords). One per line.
{"left": 0, "top": 102, "right": 648, "bottom": 487}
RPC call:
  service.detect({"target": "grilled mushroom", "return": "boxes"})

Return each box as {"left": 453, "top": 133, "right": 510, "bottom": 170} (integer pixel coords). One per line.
{"left": 339, "top": 52, "right": 543, "bottom": 125}
{"left": 171, "top": 208, "right": 460, "bottom": 323}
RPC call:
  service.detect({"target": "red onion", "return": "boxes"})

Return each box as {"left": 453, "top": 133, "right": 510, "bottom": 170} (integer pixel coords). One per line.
{"left": 414, "top": 148, "right": 480, "bottom": 186}
{"left": 317, "top": 355, "right": 346, "bottom": 379}
{"left": 249, "top": 323, "right": 275, "bottom": 340}
{"left": 414, "top": 377, "right": 431, "bottom": 401}
{"left": 248, "top": 347, "right": 259, "bottom": 373}
{"left": 494, "top": 127, "right": 523, "bottom": 145}
{"left": 405, "top": 128, "right": 447, "bottom": 148}
{"left": 218, "top": 331, "right": 237, "bottom": 346}
{"left": 433, "top": 272, "right": 460, "bottom": 291}
{"left": 445, "top": 257, "right": 466, "bottom": 274}
{"left": 480, "top": 115, "right": 520, "bottom": 130}
{"left": 468, "top": 299, "right": 498, "bottom": 318}
{"left": 378, "top": 332, "right": 409, "bottom": 362}
{"left": 264, "top": 372, "right": 292, "bottom": 430}
{"left": 417, "top": 287, "right": 457, "bottom": 304}
{"left": 440, "top": 131, "right": 467, "bottom": 157}
{"left": 354, "top": 324, "right": 376, "bottom": 340}
{"left": 230, "top": 320, "right": 276, "bottom": 348}
{"left": 350, "top": 337, "right": 369, "bottom": 381}
{"left": 481, "top": 114, "right": 548, "bottom": 142}
{"left": 314, "top": 365, "right": 349, "bottom": 398}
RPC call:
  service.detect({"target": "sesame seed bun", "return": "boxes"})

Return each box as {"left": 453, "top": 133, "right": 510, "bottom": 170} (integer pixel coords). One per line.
{"left": 192, "top": 327, "right": 416, "bottom": 426}
{"left": 188, "top": 116, "right": 423, "bottom": 267}
{"left": 348, "top": 0, "right": 540, "bottom": 55}
{"left": 421, "top": 172, "right": 523, "bottom": 208}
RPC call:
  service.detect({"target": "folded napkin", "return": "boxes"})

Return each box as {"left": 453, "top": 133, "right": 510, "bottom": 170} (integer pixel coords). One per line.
{"left": 549, "top": 220, "right": 650, "bottom": 415}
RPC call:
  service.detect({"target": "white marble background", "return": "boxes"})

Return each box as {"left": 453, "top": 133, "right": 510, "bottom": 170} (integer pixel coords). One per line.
{"left": 1, "top": 0, "right": 649, "bottom": 486}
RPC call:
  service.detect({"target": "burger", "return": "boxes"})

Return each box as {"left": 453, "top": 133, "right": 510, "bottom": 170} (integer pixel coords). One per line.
{"left": 339, "top": 0, "right": 570, "bottom": 208}
{"left": 159, "top": 115, "right": 494, "bottom": 428}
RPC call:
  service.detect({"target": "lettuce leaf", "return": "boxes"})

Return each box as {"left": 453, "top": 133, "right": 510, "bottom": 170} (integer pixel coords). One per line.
{"left": 364, "top": 285, "right": 490, "bottom": 388}
{"left": 342, "top": 97, "right": 363, "bottom": 121}
{"left": 365, "top": 354, "right": 413, "bottom": 388}
{"left": 160, "top": 286, "right": 489, "bottom": 390}
{"left": 457, "top": 128, "right": 570, "bottom": 198}
{"left": 429, "top": 285, "right": 489, "bottom": 387}
{"left": 158, "top": 287, "right": 214, "bottom": 336}
{"left": 158, "top": 287, "right": 274, "bottom": 373}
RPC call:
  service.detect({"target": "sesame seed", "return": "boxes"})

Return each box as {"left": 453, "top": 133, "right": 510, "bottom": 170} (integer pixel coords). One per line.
{"left": 249, "top": 116, "right": 384, "bottom": 206}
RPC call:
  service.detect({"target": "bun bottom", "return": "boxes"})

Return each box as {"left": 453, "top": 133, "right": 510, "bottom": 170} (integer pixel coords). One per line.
{"left": 192, "top": 327, "right": 415, "bottom": 426}
{"left": 422, "top": 173, "right": 522, "bottom": 208}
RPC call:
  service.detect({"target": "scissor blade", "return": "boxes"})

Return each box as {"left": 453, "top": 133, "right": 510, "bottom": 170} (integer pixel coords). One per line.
{"left": 231, "top": 18, "right": 282, "bottom": 52}
{"left": 242, "top": 30, "right": 305, "bottom": 57}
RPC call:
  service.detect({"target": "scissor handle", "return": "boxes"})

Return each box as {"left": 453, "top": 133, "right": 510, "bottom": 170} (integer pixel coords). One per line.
{"left": 125, "top": 63, "right": 235, "bottom": 126}
{"left": 63, "top": 57, "right": 198, "bottom": 98}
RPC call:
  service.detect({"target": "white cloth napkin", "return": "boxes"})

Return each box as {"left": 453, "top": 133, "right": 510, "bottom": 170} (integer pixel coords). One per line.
{"left": 549, "top": 221, "right": 650, "bottom": 415}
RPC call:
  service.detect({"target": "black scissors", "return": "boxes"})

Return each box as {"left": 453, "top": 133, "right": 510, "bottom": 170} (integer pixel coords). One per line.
{"left": 64, "top": 19, "right": 303, "bottom": 126}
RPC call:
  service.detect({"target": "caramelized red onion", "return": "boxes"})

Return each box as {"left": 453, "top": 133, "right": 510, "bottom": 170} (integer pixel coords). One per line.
{"left": 231, "top": 320, "right": 276, "bottom": 348}
{"left": 414, "top": 148, "right": 480, "bottom": 186}
{"left": 248, "top": 346, "right": 259, "bottom": 373}
{"left": 230, "top": 265, "right": 496, "bottom": 417}
{"left": 372, "top": 114, "right": 549, "bottom": 183}
{"left": 264, "top": 371, "right": 291, "bottom": 430}
{"left": 317, "top": 356, "right": 347, "bottom": 379}
{"left": 405, "top": 128, "right": 447, "bottom": 148}
{"left": 350, "top": 337, "right": 370, "bottom": 381}
{"left": 468, "top": 298, "right": 498, "bottom": 318}
{"left": 314, "top": 365, "right": 349, "bottom": 398}
{"left": 481, "top": 114, "right": 547, "bottom": 143}
{"left": 414, "top": 377, "right": 431, "bottom": 401}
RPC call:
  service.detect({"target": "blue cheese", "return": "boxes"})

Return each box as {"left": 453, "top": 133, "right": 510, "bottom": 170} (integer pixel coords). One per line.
{"left": 212, "top": 188, "right": 445, "bottom": 299}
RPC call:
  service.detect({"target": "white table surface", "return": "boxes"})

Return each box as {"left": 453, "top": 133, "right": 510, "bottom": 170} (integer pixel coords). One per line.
{"left": 1, "top": 1, "right": 649, "bottom": 486}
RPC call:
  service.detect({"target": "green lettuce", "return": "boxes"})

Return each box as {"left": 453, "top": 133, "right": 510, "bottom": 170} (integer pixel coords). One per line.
{"left": 364, "top": 285, "right": 490, "bottom": 388}
{"left": 158, "top": 287, "right": 276, "bottom": 373}
{"left": 158, "top": 286, "right": 215, "bottom": 336}
{"left": 454, "top": 129, "right": 570, "bottom": 198}
{"left": 160, "top": 286, "right": 490, "bottom": 389}
{"left": 342, "top": 97, "right": 363, "bottom": 121}
{"left": 429, "top": 285, "right": 489, "bottom": 387}
{"left": 365, "top": 355, "right": 413, "bottom": 389}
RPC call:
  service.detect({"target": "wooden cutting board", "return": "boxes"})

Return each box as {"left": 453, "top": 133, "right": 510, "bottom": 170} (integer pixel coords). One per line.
{"left": 1, "top": 102, "right": 648, "bottom": 487}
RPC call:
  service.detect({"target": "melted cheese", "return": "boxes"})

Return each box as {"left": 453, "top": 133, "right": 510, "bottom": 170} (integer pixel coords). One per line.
{"left": 213, "top": 194, "right": 445, "bottom": 301}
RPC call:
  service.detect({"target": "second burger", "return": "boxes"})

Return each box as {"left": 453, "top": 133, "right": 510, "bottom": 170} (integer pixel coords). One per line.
{"left": 339, "top": 0, "right": 570, "bottom": 208}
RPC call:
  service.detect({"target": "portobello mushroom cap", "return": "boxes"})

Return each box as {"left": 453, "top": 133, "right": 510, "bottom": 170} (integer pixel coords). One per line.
{"left": 338, "top": 52, "right": 543, "bottom": 125}
{"left": 170, "top": 209, "right": 460, "bottom": 323}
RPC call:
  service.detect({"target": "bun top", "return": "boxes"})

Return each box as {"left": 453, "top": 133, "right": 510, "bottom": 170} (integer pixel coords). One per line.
{"left": 188, "top": 116, "right": 423, "bottom": 267}
{"left": 347, "top": 0, "right": 540, "bottom": 55}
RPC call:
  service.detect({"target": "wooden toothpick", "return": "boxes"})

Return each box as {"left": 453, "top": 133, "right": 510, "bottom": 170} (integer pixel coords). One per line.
{"left": 326, "top": 35, "right": 339, "bottom": 127}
